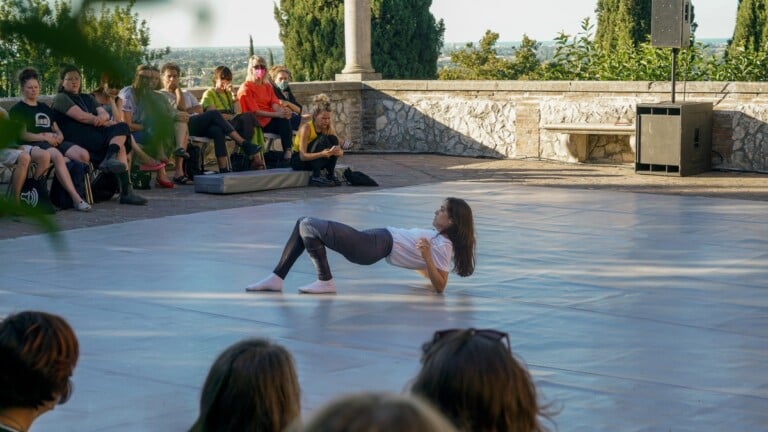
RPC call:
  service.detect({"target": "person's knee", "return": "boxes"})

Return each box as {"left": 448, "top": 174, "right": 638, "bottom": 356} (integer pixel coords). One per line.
{"left": 17, "top": 151, "right": 31, "bottom": 167}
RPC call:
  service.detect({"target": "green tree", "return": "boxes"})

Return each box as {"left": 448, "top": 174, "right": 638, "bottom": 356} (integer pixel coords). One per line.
{"left": 0, "top": 0, "right": 168, "bottom": 97}
{"left": 438, "top": 31, "right": 540, "bottom": 80}
{"left": 370, "top": 0, "right": 444, "bottom": 79}
{"left": 594, "top": 0, "right": 652, "bottom": 51}
{"left": 729, "top": 0, "right": 768, "bottom": 55}
{"left": 274, "top": 0, "right": 444, "bottom": 80}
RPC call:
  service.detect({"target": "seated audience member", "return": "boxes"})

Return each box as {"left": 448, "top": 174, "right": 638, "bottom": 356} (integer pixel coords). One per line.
{"left": 238, "top": 55, "right": 293, "bottom": 167}
{"left": 93, "top": 80, "right": 173, "bottom": 188}
{"left": 120, "top": 65, "right": 189, "bottom": 187}
{"left": 291, "top": 392, "right": 457, "bottom": 432}
{"left": 8, "top": 68, "right": 91, "bottom": 211}
{"left": 160, "top": 62, "right": 258, "bottom": 174}
{"left": 411, "top": 328, "right": 555, "bottom": 432}
{"left": 269, "top": 65, "right": 302, "bottom": 131}
{"left": 292, "top": 94, "right": 344, "bottom": 186}
{"left": 0, "top": 311, "right": 79, "bottom": 432}
{"left": 52, "top": 64, "right": 146, "bottom": 205}
{"left": 189, "top": 338, "right": 300, "bottom": 432}
{"left": 0, "top": 107, "right": 32, "bottom": 204}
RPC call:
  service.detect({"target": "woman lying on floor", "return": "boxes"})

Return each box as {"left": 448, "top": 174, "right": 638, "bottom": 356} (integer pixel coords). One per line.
{"left": 245, "top": 197, "right": 476, "bottom": 294}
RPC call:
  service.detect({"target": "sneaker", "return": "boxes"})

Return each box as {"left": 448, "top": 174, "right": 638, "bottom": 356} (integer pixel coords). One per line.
{"left": 309, "top": 176, "right": 334, "bottom": 187}
{"left": 99, "top": 158, "right": 127, "bottom": 174}
{"left": 75, "top": 200, "right": 91, "bottom": 212}
{"left": 298, "top": 279, "right": 337, "bottom": 294}
{"left": 245, "top": 273, "right": 284, "bottom": 292}
{"left": 326, "top": 175, "right": 342, "bottom": 186}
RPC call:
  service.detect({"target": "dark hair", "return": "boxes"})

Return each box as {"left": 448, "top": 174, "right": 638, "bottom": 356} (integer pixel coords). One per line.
{"left": 57, "top": 64, "right": 81, "bottom": 93}
{"left": 411, "top": 328, "right": 554, "bottom": 432}
{"left": 212, "top": 66, "right": 233, "bottom": 84}
{"left": 441, "top": 197, "right": 476, "bottom": 277}
{"left": 293, "top": 392, "right": 457, "bottom": 432}
{"left": 189, "top": 338, "right": 301, "bottom": 432}
{"left": 0, "top": 311, "right": 79, "bottom": 410}
{"left": 161, "top": 62, "right": 181, "bottom": 75}
{"left": 17, "top": 67, "right": 40, "bottom": 89}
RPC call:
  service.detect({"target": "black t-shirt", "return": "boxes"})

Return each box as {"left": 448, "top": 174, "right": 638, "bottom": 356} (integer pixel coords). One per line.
{"left": 8, "top": 100, "right": 56, "bottom": 134}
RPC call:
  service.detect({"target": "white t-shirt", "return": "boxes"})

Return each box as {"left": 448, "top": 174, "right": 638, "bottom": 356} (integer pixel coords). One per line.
{"left": 385, "top": 228, "right": 453, "bottom": 272}
{"left": 159, "top": 89, "right": 200, "bottom": 112}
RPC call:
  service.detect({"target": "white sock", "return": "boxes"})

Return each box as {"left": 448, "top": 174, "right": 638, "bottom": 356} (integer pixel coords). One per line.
{"left": 245, "top": 273, "right": 284, "bottom": 292}
{"left": 298, "top": 279, "right": 337, "bottom": 294}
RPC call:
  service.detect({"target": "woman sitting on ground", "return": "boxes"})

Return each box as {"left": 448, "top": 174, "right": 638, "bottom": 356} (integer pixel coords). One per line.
{"left": 200, "top": 65, "right": 264, "bottom": 171}
{"left": 189, "top": 338, "right": 301, "bottom": 432}
{"left": 246, "top": 197, "right": 476, "bottom": 294}
{"left": 8, "top": 68, "right": 90, "bottom": 211}
{"left": 0, "top": 311, "right": 80, "bottom": 432}
{"left": 411, "top": 328, "right": 556, "bottom": 432}
{"left": 237, "top": 55, "right": 293, "bottom": 167}
{"left": 291, "top": 94, "right": 345, "bottom": 186}
{"left": 52, "top": 64, "right": 146, "bottom": 205}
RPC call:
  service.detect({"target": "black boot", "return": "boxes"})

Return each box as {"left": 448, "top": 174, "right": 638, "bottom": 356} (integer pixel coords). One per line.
{"left": 117, "top": 171, "right": 148, "bottom": 205}
{"left": 99, "top": 144, "right": 127, "bottom": 174}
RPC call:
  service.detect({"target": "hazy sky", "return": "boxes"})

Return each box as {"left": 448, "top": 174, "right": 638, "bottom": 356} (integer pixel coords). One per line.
{"left": 128, "top": 0, "right": 738, "bottom": 48}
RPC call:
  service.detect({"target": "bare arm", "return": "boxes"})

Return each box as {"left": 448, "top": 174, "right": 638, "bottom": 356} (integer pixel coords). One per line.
{"left": 417, "top": 238, "right": 449, "bottom": 293}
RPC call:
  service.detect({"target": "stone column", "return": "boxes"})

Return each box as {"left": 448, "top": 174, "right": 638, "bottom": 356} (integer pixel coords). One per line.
{"left": 336, "top": 0, "right": 381, "bottom": 81}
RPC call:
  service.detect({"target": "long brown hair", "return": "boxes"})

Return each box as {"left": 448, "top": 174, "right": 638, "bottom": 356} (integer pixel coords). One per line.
{"left": 440, "top": 197, "right": 476, "bottom": 277}
{"left": 412, "top": 329, "right": 554, "bottom": 432}
{"left": 0, "top": 311, "right": 79, "bottom": 409}
{"left": 189, "top": 338, "right": 301, "bottom": 432}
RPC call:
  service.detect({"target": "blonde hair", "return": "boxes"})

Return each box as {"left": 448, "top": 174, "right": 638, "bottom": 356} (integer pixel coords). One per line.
{"left": 308, "top": 93, "right": 332, "bottom": 116}
{"left": 269, "top": 65, "right": 291, "bottom": 82}
{"left": 246, "top": 55, "right": 267, "bottom": 81}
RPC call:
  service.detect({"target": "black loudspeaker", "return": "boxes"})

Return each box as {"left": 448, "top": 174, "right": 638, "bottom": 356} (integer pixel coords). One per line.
{"left": 651, "top": 0, "right": 692, "bottom": 48}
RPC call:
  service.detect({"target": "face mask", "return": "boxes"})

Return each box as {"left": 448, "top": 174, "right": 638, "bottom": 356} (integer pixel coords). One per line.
{"left": 255, "top": 68, "right": 266, "bottom": 79}
{"left": 276, "top": 81, "right": 288, "bottom": 91}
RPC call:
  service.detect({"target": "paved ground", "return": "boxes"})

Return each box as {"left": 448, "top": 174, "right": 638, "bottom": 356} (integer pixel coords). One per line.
{"left": 2, "top": 154, "right": 767, "bottom": 239}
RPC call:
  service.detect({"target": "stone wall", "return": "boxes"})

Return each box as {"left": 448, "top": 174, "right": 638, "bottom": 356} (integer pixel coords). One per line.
{"left": 5, "top": 80, "right": 768, "bottom": 172}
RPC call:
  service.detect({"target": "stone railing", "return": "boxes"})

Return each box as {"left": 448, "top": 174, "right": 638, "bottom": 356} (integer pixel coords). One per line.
{"left": 5, "top": 80, "right": 768, "bottom": 173}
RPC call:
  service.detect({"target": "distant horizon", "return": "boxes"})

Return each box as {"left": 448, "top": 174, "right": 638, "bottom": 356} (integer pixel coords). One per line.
{"left": 154, "top": 37, "right": 732, "bottom": 51}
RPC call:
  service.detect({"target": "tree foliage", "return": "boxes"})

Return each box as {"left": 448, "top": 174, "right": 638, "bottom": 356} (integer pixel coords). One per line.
{"left": 729, "top": 0, "right": 768, "bottom": 55}
{"left": 594, "top": 0, "right": 651, "bottom": 51}
{"left": 438, "top": 31, "right": 540, "bottom": 80}
{"left": 370, "top": 0, "right": 444, "bottom": 79}
{"left": 275, "top": 0, "right": 444, "bottom": 80}
{"left": 0, "top": 0, "right": 168, "bottom": 97}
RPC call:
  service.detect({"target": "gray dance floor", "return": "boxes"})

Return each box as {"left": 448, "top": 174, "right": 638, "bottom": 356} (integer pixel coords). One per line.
{"left": 1, "top": 181, "right": 766, "bottom": 431}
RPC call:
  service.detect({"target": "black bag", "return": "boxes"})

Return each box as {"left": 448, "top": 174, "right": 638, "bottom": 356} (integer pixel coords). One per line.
{"left": 20, "top": 177, "right": 55, "bottom": 213}
{"left": 343, "top": 167, "right": 378, "bottom": 186}
{"left": 184, "top": 145, "right": 203, "bottom": 179}
{"left": 50, "top": 160, "right": 89, "bottom": 209}
{"left": 230, "top": 151, "right": 251, "bottom": 172}
{"left": 130, "top": 166, "right": 152, "bottom": 190}
{"left": 90, "top": 172, "right": 119, "bottom": 203}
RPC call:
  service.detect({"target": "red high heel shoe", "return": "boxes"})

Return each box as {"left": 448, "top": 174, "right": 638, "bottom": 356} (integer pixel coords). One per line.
{"left": 155, "top": 177, "right": 175, "bottom": 189}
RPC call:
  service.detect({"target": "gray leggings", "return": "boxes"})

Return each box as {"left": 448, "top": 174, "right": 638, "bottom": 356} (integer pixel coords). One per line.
{"left": 273, "top": 217, "right": 394, "bottom": 281}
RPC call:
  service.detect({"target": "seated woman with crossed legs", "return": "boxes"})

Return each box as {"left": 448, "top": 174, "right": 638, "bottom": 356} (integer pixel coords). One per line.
{"left": 291, "top": 94, "right": 345, "bottom": 187}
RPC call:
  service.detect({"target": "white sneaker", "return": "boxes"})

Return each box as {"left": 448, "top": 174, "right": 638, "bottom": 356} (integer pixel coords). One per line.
{"left": 298, "top": 279, "right": 337, "bottom": 294}
{"left": 245, "top": 273, "right": 284, "bottom": 292}
{"left": 75, "top": 200, "right": 91, "bottom": 212}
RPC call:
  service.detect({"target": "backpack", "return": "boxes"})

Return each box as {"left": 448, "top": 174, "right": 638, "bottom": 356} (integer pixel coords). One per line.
{"left": 90, "top": 172, "right": 119, "bottom": 202}
{"left": 50, "top": 160, "right": 89, "bottom": 209}
{"left": 184, "top": 145, "right": 203, "bottom": 179}
{"left": 343, "top": 167, "right": 378, "bottom": 186}
{"left": 20, "top": 177, "right": 55, "bottom": 213}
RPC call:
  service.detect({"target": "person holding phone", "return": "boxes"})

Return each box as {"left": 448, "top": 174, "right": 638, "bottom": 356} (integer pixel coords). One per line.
{"left": 290, "top": 93, "right": 346, "bottom": 186}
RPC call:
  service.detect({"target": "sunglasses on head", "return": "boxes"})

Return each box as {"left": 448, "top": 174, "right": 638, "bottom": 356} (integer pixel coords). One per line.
{"left": 430, "top": 328, "right": 511, "bottom": 351}
{"left": 252, "top": 64, "right": 266, "bottom": 70}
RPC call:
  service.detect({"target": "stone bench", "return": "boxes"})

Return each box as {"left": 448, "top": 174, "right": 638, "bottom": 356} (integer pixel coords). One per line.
{"left": 194, "top": 165, "right": 350, "bottom": 194}
{"left": 542, "top": 123, "right": 636, "bottom": 162}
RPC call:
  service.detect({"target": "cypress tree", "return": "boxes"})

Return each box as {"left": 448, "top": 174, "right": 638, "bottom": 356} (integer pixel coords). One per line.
{"left": 275, "top": 0, "right": 444, "bottom": 80}
{"left": 729, "top": 0, "right": 767, "bottom": 54}
{"left": 594, "top": 0, "right": 652, "bottom": 50}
